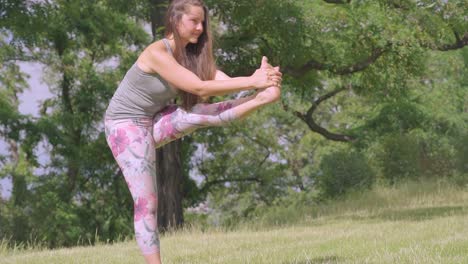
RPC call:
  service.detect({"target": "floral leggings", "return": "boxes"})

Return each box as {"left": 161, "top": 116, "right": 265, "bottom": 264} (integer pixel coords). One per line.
{"left": 104, "top": 99, "right": 241, "bottom": 255}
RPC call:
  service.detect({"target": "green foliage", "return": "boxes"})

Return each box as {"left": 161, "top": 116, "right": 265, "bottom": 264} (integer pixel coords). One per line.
{"left": 316, "top": 150, "right": 375, "bottom": 198}
{"left": 454, "top": 132, "right": 468, "bottom": 178}
{"left": 192, "top": 0, "right": 467, "bottom": 224}
{"left": 246, "top": 177, "right": 468, "bottom": 230}
{"left": 378, "top": 134, "right": 422, "bottom": 183}
{"left": 0, "top": 55, "right": 29, "bottom": 141}
{"left": 248, "top": 186, "right": 319, "bottom": 227}
{"left": 30, "top": 192, "right": 83, "bottom": 248}
{"left": 0, "top": 0, "right": 151, "bottom": 249}
{"left": 191, "top": 100, "right": 316, "bottom": 226}
{"left": 375, "top": 129, "right": 462, "bottom": 184}
{"left": 207, "top": 0, "right": 307, "bottom": 73}
{"left": 364, "top": 100, "right": 428, "bottom": 136}
{"left": 1, "top": 0, "right": 467, "bottom": 250}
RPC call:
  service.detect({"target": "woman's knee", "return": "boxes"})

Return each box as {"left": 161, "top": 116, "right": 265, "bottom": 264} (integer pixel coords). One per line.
{"left": 133, "top": 193, "right": 158, "bottom": 221}
{"left": 146, "top": 194, "right": 158, "bottom": 215}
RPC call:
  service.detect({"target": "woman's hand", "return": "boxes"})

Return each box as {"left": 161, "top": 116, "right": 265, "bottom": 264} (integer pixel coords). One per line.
{"left": 254, "top": 56, "right": 282, "bottom": 104}
{"left": 254, "top": 66, "right": 281, "bottom": 104}
{"left": 250, "top": 57, "right": 282, "bottom": 89}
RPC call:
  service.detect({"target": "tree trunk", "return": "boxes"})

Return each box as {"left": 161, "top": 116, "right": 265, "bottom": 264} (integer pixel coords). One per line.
{"left": 149, "top": 0, "right": 185, "bottom": 231}
{"left": 60, "top": 64, "right": 81, "bottom": 201}
{"left": 4, "top": 89, "right": 29, "bottom": 242}
{"left": 150, "top": 0, "right": 167, "bottom": 41}
{"left": 8, "top": 139, "right": 29, "bottom": 242}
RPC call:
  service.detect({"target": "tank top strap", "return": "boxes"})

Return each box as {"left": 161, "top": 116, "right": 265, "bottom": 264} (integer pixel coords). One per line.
{"left": 162, "top": 38, "right": 174, "bottom": 55}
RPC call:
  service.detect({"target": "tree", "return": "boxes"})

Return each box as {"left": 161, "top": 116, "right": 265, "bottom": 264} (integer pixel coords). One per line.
{"left": 190, "top": 0, "right": 468, "bottom": 220}
{"left": 1, "top": 0, "right": 154, "bottom": 247}
{"left": 207, "top": 0, "right": 467, "bottom": 142}
{"left": 0, "top": 0, "right": 39, "bottom": 243}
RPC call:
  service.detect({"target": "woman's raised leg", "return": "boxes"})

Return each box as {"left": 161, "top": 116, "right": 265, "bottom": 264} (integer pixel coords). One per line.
{"left": 152, "top": 86, "right": 280, "bottom": 148}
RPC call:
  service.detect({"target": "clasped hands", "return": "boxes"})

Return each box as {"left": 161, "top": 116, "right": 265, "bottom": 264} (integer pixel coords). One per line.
{"left": 251, "top": 56, "right": 282, "bottom": 104}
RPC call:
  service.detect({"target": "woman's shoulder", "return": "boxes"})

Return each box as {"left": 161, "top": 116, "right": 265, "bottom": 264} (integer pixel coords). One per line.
{"left": 137, "top": 40, "right": 171, "bottom": 73}
{"left": 147, "top": 39, "right": 170, "bottom": 55}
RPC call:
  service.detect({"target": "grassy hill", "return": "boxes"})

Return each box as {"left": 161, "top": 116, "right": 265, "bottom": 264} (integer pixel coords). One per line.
{"left": 1, "top": 179, "right": 467, "bottom": 264}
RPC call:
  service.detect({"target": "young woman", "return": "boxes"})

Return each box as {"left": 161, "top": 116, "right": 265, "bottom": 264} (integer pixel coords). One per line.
{"left": 104, "top": 0, "right": 282, "bottom": 263}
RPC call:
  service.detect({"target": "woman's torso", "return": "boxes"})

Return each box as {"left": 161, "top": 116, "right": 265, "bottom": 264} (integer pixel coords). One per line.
{"left": 105, "top": 39, "right": 178, "bottom": 120}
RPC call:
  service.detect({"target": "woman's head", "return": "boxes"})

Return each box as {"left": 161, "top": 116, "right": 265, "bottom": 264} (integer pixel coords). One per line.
{"left": 166, "top": 0, "right": 206, "bottom": 45}
{"left": 165, "top": 0, "right": 216, "bottom": 109}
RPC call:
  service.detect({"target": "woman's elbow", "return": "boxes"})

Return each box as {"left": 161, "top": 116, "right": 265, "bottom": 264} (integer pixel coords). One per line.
{"left": 178, "top": 84, "right": 205, "bottom": 97}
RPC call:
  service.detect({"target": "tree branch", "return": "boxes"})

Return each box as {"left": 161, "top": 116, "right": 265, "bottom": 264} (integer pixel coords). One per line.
{"left": 285, "top": 44, "right": 389, "bottom": 77}
{"left": 282, "top": 85, "right": 355, "bottom": 142}
{"left": 437, "top": 32, "right": 468, "bottom": 51}
{"left": 238, "top": 129, "right": 271, "bottom": 168}
{"left": 323, "top": 0, "right": 351, "bottom": 4}
{"left": 307, "top": 86, "right": 348, "bottom": 117}
{"left": 197, "top": 130, "right": 270, "bottom": 195}
{"left": 301, "top": 113, "right": 355, "bottom": 142}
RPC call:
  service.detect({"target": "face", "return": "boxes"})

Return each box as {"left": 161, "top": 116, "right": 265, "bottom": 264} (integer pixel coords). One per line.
{"left": 177, "top": 5, "right": 205, "bottom": 44}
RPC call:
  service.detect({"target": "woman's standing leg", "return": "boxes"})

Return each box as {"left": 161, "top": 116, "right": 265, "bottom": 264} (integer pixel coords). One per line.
{"left": 105, "top": 118, "right": 162, "bottom": 264}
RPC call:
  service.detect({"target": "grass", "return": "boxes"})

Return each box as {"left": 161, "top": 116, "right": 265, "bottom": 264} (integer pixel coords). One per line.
{"left": 1, "top": 179, "right": 467, "bottom": 263}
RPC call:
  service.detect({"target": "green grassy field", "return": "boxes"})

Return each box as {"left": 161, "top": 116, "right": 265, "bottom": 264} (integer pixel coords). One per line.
{"left": 1, "top": 180, "right": 467, "bottom": 264}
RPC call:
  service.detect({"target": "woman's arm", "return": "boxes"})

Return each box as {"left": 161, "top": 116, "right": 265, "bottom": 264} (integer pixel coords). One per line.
{"left": 214, "top": 69, "right": 258, "bottom": 100}
{"left": 144, "top": 45, "right": 281, "bottom": 97}
{"left": 189, "top": 70, "right": 259, "bottom": 114}
{"left": 214, "top": 69, "right": 232, "bottom": 81}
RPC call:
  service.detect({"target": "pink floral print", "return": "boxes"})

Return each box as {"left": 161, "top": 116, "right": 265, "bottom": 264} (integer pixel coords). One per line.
{"left": 134, "top": 197, "right": 148, "bottom": 222}
{"left": 108, "top": 128, "right": 129, "bottom": 156}
{"left": 104, "top": 98, "right": 245, "bottom": 255}
{"left": 216, "top": 102, "right": 233, "bottom": 112}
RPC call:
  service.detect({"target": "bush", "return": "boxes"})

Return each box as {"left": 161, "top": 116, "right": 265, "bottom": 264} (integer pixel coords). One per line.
{"left": 379, "top": 134, "right": 421, "bottom": 183}
{"left": 450, "top": 172, "right": 468, "bottom": 187}
{"left": 455, "top": 132, "right": 468, "bottom": 175}
{"left": 378, "top": 131, "right": 461, "bottom": 183}
{"left": 317, "top": 150, "right": 375, "bottom": 199}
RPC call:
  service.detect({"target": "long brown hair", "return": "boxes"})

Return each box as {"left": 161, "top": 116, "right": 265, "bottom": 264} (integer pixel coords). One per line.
{"left": 165, "top": 0, "right": 216, "bottom": 110}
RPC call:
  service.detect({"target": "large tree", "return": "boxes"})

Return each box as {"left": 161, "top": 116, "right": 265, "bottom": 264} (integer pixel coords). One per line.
{"left": 206, "top": 0, "right": 467, "bottom": 141}
{"left": 0, "top": 0, "right": 43, "bottom": 242}
{"left": 0, "top": 0, "right": 154, "bottom": 247}
{"left": 190, "top": 0, "right": 467, "bottom": 220}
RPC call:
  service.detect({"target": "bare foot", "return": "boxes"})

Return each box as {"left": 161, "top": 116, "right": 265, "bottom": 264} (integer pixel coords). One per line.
{"left": 255, "top": 85, "right": 281, "bottom": 104}
{"left": 255, "top": 58, "right": 281, "bottom": 104}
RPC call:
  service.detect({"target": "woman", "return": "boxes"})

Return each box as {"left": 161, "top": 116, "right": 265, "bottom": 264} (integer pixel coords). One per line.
{"left": 104, "top": 0, "right": 282, "bottom": 263}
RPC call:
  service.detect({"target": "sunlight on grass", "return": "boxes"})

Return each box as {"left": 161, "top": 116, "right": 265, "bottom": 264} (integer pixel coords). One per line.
{"left": 1, "top": 180, "right": 467, "bottom": 264}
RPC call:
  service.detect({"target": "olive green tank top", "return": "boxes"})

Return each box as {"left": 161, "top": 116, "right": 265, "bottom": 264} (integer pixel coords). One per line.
{"left": 105, "top": 39, "right": 178, "bottom": 119}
